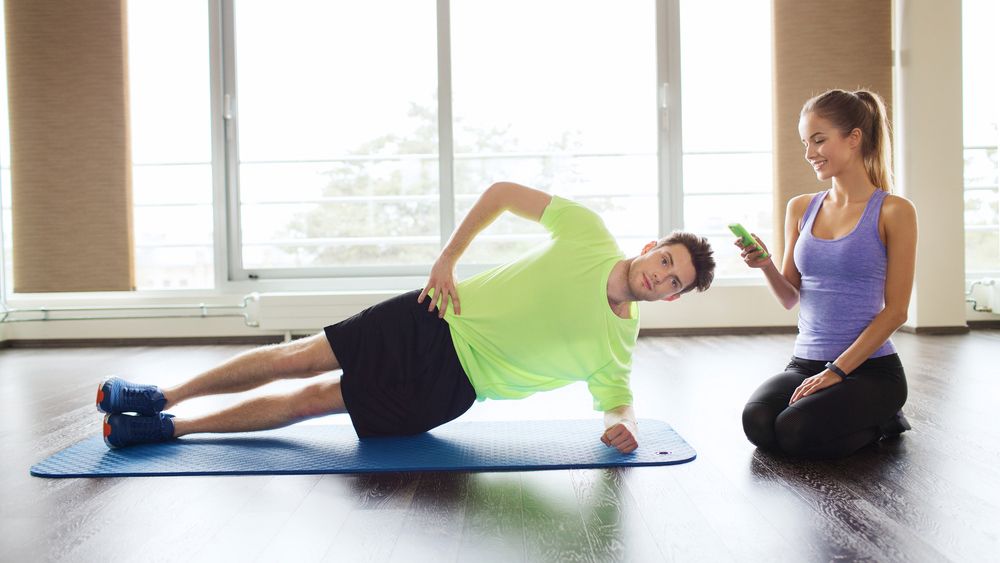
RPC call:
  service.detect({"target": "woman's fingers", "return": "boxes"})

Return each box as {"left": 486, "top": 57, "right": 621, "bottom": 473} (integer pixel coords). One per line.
{"left": 790, "top": 378, "right": 814, "bottom": 404}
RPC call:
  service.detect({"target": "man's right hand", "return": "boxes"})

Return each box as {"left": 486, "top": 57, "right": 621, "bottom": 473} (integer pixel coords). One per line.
{"left": 418, "top": 256, "right": 460, "bottom": 317}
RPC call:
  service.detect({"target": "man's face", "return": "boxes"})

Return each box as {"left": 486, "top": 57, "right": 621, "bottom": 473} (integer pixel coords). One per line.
{"left": 629, "top": 243, "right": 697, "bottom": 301}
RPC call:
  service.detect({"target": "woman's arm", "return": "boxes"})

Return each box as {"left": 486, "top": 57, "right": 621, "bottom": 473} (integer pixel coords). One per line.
{"left": 739, "top": 194, "right": 810, "bottom": 309}
{"left": 419, "top": 182, "right": 552, "bottom": 316}
{"left": 790, "top": 195, "right": 918, "bottom": 403}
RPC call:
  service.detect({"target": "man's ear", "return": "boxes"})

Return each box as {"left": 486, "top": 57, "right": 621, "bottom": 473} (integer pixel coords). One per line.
{"left": 641, "top": 241, "right": 657, "bottom": 254}
{"left": 663, "top": 293, "right": 681, "bottom": 302}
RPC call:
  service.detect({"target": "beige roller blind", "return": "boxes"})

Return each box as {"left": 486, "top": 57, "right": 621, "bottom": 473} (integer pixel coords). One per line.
{"left": 6, "top": 0, "right": 134, "bottom": 292}
{"left": 771, "top": 0, "right": 892, "bottom": 258}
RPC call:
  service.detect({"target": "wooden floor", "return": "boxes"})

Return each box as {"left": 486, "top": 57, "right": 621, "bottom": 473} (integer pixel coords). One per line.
{"left": 1, "top": 330, "right": 998, "bottom": 562}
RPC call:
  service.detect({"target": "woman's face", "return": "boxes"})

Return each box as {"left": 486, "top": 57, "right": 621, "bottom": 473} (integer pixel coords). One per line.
{"left": 798, "top": 112, "right": 860, "bottom": 181}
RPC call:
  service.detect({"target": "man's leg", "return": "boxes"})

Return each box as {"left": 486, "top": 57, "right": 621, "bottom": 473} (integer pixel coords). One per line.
{"left": 171, "top": 379, "right": 346, "bottom": 436}
{"left": 161, "top": 332, "right": 340, "bottom": 409}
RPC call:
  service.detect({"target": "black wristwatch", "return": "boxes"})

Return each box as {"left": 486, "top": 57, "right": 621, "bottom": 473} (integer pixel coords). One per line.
{"left": 825, "top": 362, "right": 848, "bottom": 378}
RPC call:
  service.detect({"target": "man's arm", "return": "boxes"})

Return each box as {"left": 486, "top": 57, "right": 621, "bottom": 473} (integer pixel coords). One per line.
{"left": 601, "top": 404, "right": 638, "bottom": 454}
{"left": 419, "top": 182, "right": 552, "bottom": 316}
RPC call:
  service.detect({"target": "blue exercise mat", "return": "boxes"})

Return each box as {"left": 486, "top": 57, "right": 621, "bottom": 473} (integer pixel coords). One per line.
{"left": 30, "top": 418, "right": 695, "bottom": 478}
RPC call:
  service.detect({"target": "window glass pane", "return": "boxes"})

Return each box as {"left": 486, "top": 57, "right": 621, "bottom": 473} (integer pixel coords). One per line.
{"left": 452, "top": 0, "right": 657, "bottom": 265}
{"left": 963, "top": 0, "right": 999, "bottom": 274}
{"left": 681, "top": 0, "right": 772, "bottom": 278}
{"left": 234, "top": 0, "right": 438, "bottom": 270}
{"left": 129, "top": 0, "right": 214, "bottom": 289}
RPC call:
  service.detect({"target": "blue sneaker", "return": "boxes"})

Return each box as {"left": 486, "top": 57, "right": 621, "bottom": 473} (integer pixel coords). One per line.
{"left": 103, "top": 413, "right": 176, "bottom": 449}
{"left": 96, "top": 376, "right": 167, "bottom": 415}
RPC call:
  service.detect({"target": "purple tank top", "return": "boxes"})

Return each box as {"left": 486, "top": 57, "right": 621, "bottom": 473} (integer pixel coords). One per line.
{"left": 793, "top": 189, "right": 896, "bottom": 361}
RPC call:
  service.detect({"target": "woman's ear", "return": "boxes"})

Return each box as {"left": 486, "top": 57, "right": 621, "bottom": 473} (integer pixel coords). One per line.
{"left": 848, "top": 127, "right": 863, "bottom": 150}
{"left": 641, "top": 241, "right": 657, "bottom": 254}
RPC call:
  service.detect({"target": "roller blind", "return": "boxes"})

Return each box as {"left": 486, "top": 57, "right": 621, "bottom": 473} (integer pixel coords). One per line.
{"left": 6, "top": 0, "right": 134, "bottom": 292}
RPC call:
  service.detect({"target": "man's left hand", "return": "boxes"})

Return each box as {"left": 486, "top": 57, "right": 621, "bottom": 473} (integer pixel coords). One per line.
{"left": 601, "top": 420, "right": 638, "bottom": 454}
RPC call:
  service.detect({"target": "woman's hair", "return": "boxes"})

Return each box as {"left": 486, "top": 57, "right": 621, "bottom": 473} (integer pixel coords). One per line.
{"left": 801, "top": 89, "right": 894, "bottom": 192}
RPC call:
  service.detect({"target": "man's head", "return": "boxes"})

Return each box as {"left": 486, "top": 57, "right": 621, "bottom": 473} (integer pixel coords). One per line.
{"left": 628, "top": 231, "right": 715, "bottom": 302}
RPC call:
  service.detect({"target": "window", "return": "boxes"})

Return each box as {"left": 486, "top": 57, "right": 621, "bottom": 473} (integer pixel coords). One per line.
{"left": 681, "top": 0, "right": 773, "bottom": 278}
{"left": 129, "top": 0, "right": 214, "bottom": 289}
{"left": 224, "top": 0, "right": 773, "bottom": 281}
{"left": 963, "top": 0, "right": 999, "bottom": 276}
{"left": 450, "top": 0, "right": 658, "bottom": 264}
{"left": 230, "top": 0, "right": 439, "bottom": 275}
{"left": 0, "top": 2, "right": 775, "bottom": 293}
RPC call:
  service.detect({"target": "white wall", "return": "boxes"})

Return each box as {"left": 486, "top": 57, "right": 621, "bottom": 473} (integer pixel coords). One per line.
{"left": 894, "top": 0, "right": 971, "bottom": 329}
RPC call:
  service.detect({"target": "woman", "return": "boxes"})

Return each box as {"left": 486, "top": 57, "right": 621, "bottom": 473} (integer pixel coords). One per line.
{"left": 739, "top": 89, "right": 917, "bottom": 459}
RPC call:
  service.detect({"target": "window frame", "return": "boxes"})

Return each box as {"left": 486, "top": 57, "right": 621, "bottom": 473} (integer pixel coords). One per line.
{"left": 212, "top": 0, "right": 684, "bottom": 285}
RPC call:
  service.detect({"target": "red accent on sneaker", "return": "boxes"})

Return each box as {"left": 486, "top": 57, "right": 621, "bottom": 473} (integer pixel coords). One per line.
{"left": 103, "top": 420, "right": 112, "bottom": 438}
{"left": 97, "top": 387, "right": 105, "bottom": 405}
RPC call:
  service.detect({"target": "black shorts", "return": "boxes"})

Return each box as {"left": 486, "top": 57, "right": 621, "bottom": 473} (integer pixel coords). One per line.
{"left": 324, "top": 289, "right": 476, "bottom": 438}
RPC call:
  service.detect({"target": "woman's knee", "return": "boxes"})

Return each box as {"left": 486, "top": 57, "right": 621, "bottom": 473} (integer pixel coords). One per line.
{"left": 742, "top": 402, "right": 779, "bottom": 449}
{"left": 773, "top": 407, "right": 814, "bottom": 455}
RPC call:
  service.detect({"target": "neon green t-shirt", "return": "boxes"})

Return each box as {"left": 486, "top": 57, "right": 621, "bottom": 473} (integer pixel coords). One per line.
{"left": 443, "top": 195, "right": 639, "bottom": 411}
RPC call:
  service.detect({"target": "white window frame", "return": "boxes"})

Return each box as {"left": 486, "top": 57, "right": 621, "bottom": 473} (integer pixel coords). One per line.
{"left": 211, "top": 0, "right": 683, "bottom": 288}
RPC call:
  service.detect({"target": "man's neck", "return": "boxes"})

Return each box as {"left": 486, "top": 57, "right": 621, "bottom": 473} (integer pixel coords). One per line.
{"left": 606, "top": 259, "right": 635, "bottom": 313}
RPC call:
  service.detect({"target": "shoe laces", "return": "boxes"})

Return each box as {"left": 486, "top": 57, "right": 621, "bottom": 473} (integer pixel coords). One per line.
{"left": 125, "top": 414, "right": 173, "bottom": 441}
{"left": 119, "top": 384, "right": 161, "bottom": 410}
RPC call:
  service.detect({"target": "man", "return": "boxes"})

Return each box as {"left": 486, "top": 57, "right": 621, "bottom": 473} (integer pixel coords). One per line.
{"left": 98, "top": 182, "right": 715, "bottom": 453}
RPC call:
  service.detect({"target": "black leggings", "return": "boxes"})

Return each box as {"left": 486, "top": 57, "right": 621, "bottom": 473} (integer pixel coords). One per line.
{"left": 742, "top": 354, "right": 907, "bottom": 459}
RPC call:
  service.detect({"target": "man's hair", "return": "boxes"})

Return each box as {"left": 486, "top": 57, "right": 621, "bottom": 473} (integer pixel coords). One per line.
{"left": 655, "top": 231, "right": 715, "bottom": 295}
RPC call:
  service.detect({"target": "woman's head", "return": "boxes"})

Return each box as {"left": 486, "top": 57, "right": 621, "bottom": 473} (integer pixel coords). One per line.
{"left": 798, "top": 89, "right": 893, "bottom": 191}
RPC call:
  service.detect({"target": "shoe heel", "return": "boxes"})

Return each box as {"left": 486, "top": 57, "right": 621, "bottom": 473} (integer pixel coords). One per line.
{"left": 96, "top": 381, "right": 107, "bottom": 414}
{"left": 102, "top": 414, "right": 117, "bottom": 449}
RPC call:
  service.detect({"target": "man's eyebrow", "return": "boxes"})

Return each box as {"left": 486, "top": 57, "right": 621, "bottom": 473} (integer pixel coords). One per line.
{"left": 665, "top": 251, "right": 674, "bottom": 266}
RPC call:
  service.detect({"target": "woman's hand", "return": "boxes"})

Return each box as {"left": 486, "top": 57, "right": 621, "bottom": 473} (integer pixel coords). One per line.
{"left": 790, "top": 370, "right": 843, "bottom": 404}
{"left": 418, "top": 255, "right": 460, "bottom": 317}
{"left": 735, "top": 234, "right": 773, "bottom": 269}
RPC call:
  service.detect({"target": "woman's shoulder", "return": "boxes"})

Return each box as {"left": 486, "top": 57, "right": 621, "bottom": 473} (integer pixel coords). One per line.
{"left": 786, "top": 191, "right": 822, "bottom": 216}
{"left": 881, "top": 193, "right": 917, "bottom": 217}
{"left": 879, "top": 193, "right": 917, "bottom": 231}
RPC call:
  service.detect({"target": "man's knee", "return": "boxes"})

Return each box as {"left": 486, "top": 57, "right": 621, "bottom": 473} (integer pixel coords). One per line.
{"left": 290, "top": 381, "right": 345, "bottom": 419}
{"left": 270, "top": 334, "right": 339, "bottom": 376}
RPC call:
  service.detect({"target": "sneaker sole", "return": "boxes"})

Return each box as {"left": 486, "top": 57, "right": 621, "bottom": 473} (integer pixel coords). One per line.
{"left": 95, "top": 376, "right": 115, "bottom": 414}
{"left": 102, "top": 414, "right": 118, "bottom": 449}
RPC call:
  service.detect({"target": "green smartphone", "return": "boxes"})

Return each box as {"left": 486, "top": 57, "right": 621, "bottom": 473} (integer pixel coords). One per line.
{"left": 728, "top": 223, "right": 769, "bottom": 259}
